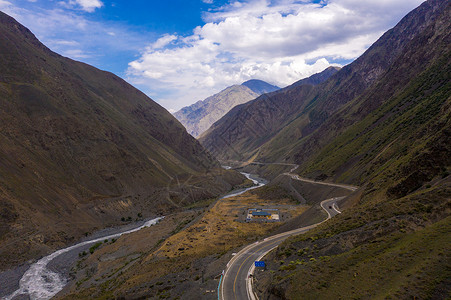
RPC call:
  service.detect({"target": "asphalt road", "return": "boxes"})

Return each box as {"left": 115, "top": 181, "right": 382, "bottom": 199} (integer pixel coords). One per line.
{"left": 220, "top": 197, "right": 343, "bottom": 300}
{"left": 285, "top": 172, "right": 358, "bottom": 192}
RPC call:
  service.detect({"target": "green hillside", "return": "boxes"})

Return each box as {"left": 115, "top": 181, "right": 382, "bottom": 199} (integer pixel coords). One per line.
{"left": 251, "top": 0, "right": 451, "bottom": 298}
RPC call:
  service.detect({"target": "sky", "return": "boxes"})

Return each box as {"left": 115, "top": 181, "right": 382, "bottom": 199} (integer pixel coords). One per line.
{"left": 0, "top": 0, "right": 425, "bottom": 112}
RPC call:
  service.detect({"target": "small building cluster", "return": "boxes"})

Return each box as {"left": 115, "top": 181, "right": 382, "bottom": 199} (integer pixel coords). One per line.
{"left": 246, "top": 208, "right": 280, "bottom": 222}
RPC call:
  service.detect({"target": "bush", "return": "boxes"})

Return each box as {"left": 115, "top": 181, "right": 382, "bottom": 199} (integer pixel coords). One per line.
{"left": 89, "top": 242, "right": 102, "bottom": 254}
{"left": 280, "top": 264, "right": 296, "bottom": 271}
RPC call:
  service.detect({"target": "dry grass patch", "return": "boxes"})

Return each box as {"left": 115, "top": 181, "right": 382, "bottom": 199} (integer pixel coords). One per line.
{"left": 149, "top": 192, "right": 307, "bottom": 260}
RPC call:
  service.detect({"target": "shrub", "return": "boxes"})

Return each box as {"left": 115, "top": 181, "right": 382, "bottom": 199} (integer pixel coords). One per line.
{"left": 89, "top": 242, "right": 102, "bottom": 254}
{"left": 280, "top": 264, "right": 296, "bottom": 271}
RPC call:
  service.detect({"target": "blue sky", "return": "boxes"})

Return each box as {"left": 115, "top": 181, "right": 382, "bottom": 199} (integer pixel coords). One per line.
{"left": 0, "top": 0, "right": 424, "bottom": 111}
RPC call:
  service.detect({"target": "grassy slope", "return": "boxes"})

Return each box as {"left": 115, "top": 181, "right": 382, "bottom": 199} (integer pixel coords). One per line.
{"left": 287, "top": 216, "right": 450, "bottom": 299}
{"left": 254, "top": 2, "right": 451, "bottom": 297}
{"left": 257, "top": 184, "right": 450, "bottom": 299}
{"left": 302, "top": 52, "right": 450, "bottom": 187}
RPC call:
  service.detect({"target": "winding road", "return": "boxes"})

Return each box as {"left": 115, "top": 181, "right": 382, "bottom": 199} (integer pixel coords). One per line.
{"left": 220, "top": 163, "right": 358, "bottom": 300}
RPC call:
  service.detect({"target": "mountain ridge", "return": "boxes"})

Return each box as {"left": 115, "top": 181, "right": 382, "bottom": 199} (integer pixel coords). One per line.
{"left": 198, "top": 0, "right": 449, "bottom": 165}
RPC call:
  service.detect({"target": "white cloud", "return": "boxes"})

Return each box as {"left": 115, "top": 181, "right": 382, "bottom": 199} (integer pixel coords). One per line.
{"left": 76, "top": 0, "right": 103, "bottom": 12}
{"left": 58, "top": 0, "right": 103, "bottom": 12}
{"left": 62, "top": 48, "right": 91, "bottom": 58}
{"left": 0, "top": 0, "right": 13, "bottom": 9}
{"left": 53, "top": 40, "right": 80, "bottom": 46}
{"left": 128, "top": 0, "right": 424, "bottom": 111}
{"left": 69, "top": 0, "right": 103, "bottom": 12}
{"left": 148, "top": 34, "right": 178, "bottom": 50}
{"left": 0, "top": 1, "right": 151, "bottom": 78}
{"left": 1, "top": 0, "right": 425, "bottom": 112}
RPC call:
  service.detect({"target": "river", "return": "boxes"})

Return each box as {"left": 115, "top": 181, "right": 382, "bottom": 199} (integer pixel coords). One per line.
{"left": 221, "top": 172, "right": 266, "bottom": 199}
{"left": 3, "top": 217, "right": 163, "bottom": 300}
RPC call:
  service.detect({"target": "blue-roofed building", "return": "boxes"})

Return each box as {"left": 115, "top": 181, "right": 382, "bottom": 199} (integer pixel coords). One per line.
{"left": 252, "top": 211, "right": 271, "bottom": 217}
{"left": 246, "top": 209, "right": 280, "bottom": 221}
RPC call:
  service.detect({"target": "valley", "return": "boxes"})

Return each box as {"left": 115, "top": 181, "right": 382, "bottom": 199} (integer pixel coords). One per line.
{"left": 0, "top": 0, "right": 449, "bottom": 299}
{"left": 45, "top": 164, "right": 352, "bottom": 299}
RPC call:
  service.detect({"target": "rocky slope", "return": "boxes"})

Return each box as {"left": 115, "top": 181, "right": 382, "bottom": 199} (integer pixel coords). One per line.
{"left": 0, "top": 12, "right": 245, "bottom": 270}
{"left": 174, "top": 80, "right": 279, "bottom": 137}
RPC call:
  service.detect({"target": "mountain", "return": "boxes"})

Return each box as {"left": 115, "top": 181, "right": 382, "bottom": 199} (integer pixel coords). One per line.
{"left": 199, "top": 0, "right": 450, "bottom": 298}
{"left": 199, "top": 0, "right": 449, "bottom": 167}
{"left": 174, "top": 80, "right": 279, "bottom": 137}
{"left": 0, "top": 12, "right": 245, "bottom": 269}
{"left": 241, "top": 79, "right": 280, "bottom": 94}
